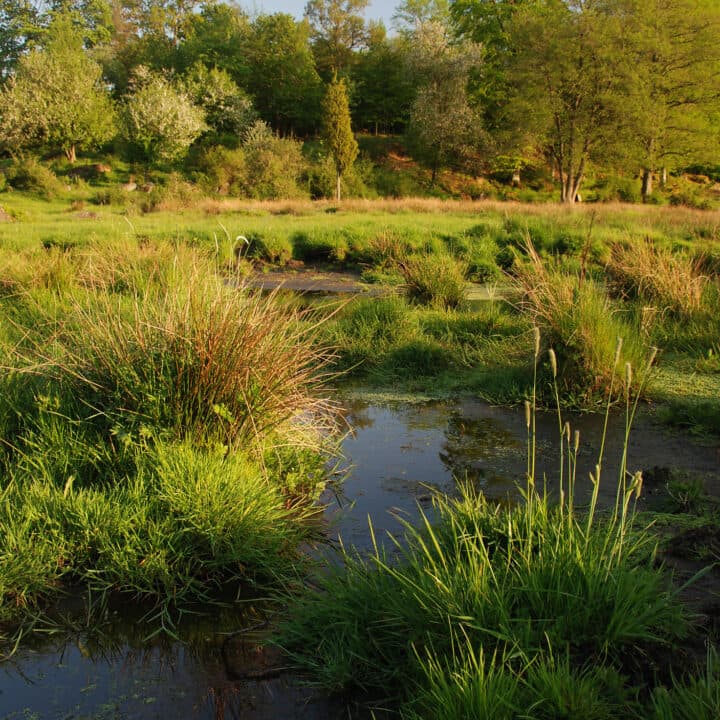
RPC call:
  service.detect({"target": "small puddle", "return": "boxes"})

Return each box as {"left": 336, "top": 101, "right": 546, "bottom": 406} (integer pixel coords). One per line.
{"left": 2, "top": 397, "right": 718, "bottom": 718}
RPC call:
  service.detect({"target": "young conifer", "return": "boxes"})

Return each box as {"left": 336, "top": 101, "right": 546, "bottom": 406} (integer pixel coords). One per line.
{"left": 321, "top": 76, "right": 358, "bottom": 201}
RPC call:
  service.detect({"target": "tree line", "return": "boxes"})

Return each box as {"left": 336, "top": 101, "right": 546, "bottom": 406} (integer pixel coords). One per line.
{"left": 1, "top": 0, "right": 719, "bottom": 203}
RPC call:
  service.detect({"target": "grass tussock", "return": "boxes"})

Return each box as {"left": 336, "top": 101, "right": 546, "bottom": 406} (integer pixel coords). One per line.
{"left": 399, "top": 253, "right": 469, "bottom": 310}
{"left": 278, "top": 351, "right": 700, "bottom": 718}
{"left": 49, "top": 262, "right": 336, "bottom": 450}
{"left": 514, "top": 242, "right": 649, "bottom": 401}
{"left": 0, "top": 247, "right": 339, "bottom": 637}
{"left": 608, "top": 240, "right": 709, "bottom": 319}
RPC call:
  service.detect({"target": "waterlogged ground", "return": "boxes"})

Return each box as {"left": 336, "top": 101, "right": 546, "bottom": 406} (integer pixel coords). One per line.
{"left": 2, "top": 398, "right": 719, "bottom": 719}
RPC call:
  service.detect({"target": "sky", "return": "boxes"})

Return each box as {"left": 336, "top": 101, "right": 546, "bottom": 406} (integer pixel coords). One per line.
{"left": 247, "top": 1, "right": 398, "bottom": 28}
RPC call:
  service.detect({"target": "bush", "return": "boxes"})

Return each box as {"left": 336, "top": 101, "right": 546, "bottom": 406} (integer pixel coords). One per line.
{"left": 195, "top": 145, "right": 247, "bottom": 195}
{"left": 5, "top": 157, "right": 64, "bottom": 198}
{"left": 241, "top": 121, "right": 308, "bottom": 200}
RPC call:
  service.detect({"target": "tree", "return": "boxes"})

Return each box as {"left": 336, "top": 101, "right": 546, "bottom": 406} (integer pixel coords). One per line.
{"left": 243, "top": 13, "right": 323, "bottom": 135}
{"left": 627, "top": 0, "right": 720, "bottom": 199}
{"left": 0, "top": 1, "right": 42, "bottom": 80}
{"left": 405, "top": 21, "right": 483, "bottom": 184}
{"left": 321, "top": 76, "right": 358, "bottom": 200}
{"left": 502, "top": 0, "right": 634, "bottom": 203}
{"left": 182, "top": 63, "right": 256, "bottom": 137}
{"left": 123, "top": 67, "right": 205, "bottom": 165}
{"left": 0, "top": 13, "right": 116, "bottom": 162}
{"left": 351, "top": 31, "right": 415, "bottom": 134}
{"left": 393, "top": 0, "right": 449, "bottom": 31}
{"left": 304, "top": 0, "right": 369, "bottom": 76}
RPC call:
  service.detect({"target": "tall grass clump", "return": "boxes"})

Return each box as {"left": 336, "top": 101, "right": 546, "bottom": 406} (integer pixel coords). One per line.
{"left": 607, "top": 240, "right": 708, "bottom": 319}
{"left": 48, "top": 260, "right": 335, "bottom": 451}
{"left": 0, "top": 248, "right": 341, "bottom": 640}
{"left": 323, "top": 295, "right": 416, "bottom": 373}
{"left": 399, "top": 253, "right": 468, "bottom": 309}
{"left": 514, "top": 241, "right": 648, "bottom": 401}
{"left": 0, "top": 441, "right": 318, "bottom": 628}
{"left": 278, "top": 342, "right": 692, "bottom": 717}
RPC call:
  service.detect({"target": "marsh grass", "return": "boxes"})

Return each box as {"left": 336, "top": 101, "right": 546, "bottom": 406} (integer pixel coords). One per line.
{"left": 398, "top": 253, "right": 469, "bottom": 309}
{"left": 47, "top": 261, "right": 336, "bottom": 451}
{"left": 278, "top": 338, "right": 698, "bottom": 717}
{"left": 608, "top": 240, "right": 709, "bottom": 319}
{"left": 514, "top": 242, "right": 649, "bottom": 401}
{"left": 0, "top": 246, "right": 340, "bottom": 641}
{"left": 649, "top": 649, "right": 720, "bottom": 720}
{"left": 0, "top": 442, "right": 317, "bottom": 629}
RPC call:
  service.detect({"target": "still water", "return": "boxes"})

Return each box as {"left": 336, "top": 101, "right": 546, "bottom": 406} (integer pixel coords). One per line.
{"left": 1, "top": 398, "right": 718, "bottom": 719}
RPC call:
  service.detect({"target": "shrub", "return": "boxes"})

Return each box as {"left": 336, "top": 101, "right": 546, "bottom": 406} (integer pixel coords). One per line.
{"left": 5, "top": 157, "right": 63, "bottom": 198}
{"left": 195, "top": 145, "right": 247, "bottom": 195}
{"left": 241, "top": 120, "right": 308, "bottom": 200}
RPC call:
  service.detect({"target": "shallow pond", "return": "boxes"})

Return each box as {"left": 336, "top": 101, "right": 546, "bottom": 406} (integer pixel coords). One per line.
{"left": 2, "top": 398, "right": 718, "bottom": 719}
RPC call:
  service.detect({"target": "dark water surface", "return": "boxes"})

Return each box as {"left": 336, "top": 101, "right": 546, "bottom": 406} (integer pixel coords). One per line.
{"left": 2, "top": 398, "right": 718, "bottom": 719}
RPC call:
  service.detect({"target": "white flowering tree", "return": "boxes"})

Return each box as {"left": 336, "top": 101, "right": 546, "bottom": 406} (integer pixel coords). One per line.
{"left": 123, "top": 67, "right": 206, "bottom": 166}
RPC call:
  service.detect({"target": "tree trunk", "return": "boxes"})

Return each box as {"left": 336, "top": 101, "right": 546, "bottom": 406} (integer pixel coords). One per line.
{"left": 661, "top": 167, "right": 668, "bottom": 188}
{"left": 641, "top": 169, "right": 653, "bottom": 201}
{"left": 65, "top": 145, "right": 76, "bottom": 164}
{"left": 336, "top": 171, "right": 341, "bottom": 202}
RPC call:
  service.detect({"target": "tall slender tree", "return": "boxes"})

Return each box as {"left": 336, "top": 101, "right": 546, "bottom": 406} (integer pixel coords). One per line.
{"left": 321, "top": 76, "right": 358, "bottom": 200}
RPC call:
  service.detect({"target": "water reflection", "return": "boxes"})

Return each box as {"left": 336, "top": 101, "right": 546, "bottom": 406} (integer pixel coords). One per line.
{"left": 2, "top": 397, "right": 718, "bottom": 719}
{"left": 330, "top": 397, "right": 720, "bottom": 553}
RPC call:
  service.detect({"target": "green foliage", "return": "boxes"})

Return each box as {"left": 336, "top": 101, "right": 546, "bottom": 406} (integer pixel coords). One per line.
{"left": 0, "top": 241, "right": 338, "bottom": 633}
{"left": 325, "top": 295, "right": 416, "bottom": 372}
{"left": 321, "top": 76, "right": 359, "bottom": 200}
{"left": 182, "top": 63, "right": 256, "bottom": 137}
{"left": 400, "top": 253, "right": 468, "bottom": 309}
{"left": 243, "top": 12, "right": 323, "bottom": 135}
{"left": 123, "top": 67, "right": 206, "bottom": 165}
{"left": 241, "top": 120, "right": 308, "bottom": 199}
{"left": 280, "top": 475, "right": 684, "bottom": 708}
{"left": 4, "top": 157, "right": 63, "bottom": 199}
{"left": 0, "top": 12, "right": 116, "bottom": 162}
{"left": 649, "top": 650, "right": 720, "bottom": 720}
